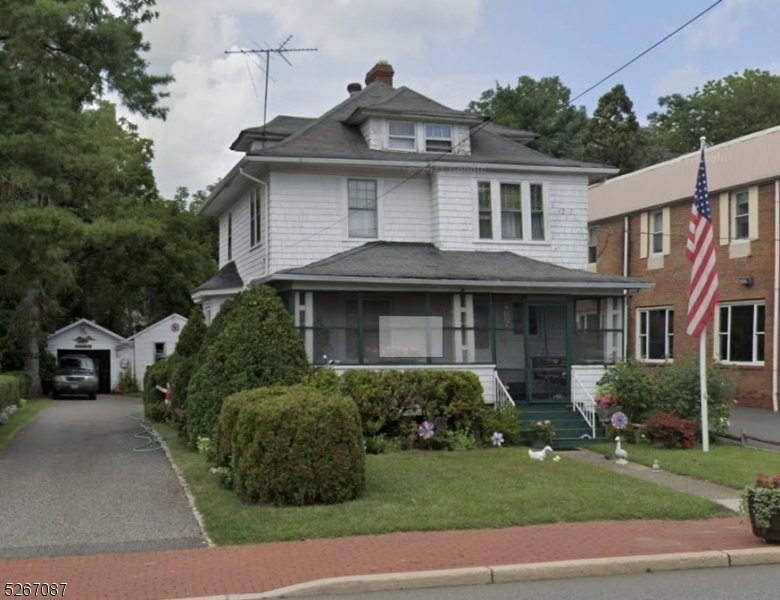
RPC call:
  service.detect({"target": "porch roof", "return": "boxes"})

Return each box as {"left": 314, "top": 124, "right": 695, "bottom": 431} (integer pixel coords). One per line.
{"left": 257, "top": 242, "right": 652, "bottom": 292}
{"left": 192, "top": 261, "right": 243, "bottom": 293}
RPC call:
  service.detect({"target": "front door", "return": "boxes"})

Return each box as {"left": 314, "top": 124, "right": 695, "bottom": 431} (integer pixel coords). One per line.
{"left": 525, "top": 302, "right": 570, "bottom": 403}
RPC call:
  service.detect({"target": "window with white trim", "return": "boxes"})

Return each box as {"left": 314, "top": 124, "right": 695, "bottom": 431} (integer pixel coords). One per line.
{"left": 588, "top": 227, "right": 597, "bottom": 264}
{"left": 650, "top": 210, "right": 663, "bottom": 254}
{"left": 500, "top": 183, "right": 522, "bottom": 240}
{"left": 637, "top": 308, "right": 674, "bottom": 360}
{"left": 388, "top": 120, "right": 416, "bottom": 150}
{"left": 717, "top": 303, "right": 764, "bottom": 363}
{"left": 250, "top": 187, "right": 263, "bottom": 247}
{"left": 425, "top": 124, "right": 452, "bottom": 152}
{"left": 348, "top": 179, "right": 378, "bottom": 238}
{"left": 733, "top": 190, "right": 749, "bottom": 240}
{"left": 227, "top": 212, "right": 233, "bottom": 260}
{"left": 478, "top": 181, "right": 492, "bottom": 239}
{"left": 530, "top": 183, "right": 545, "bottom": 240}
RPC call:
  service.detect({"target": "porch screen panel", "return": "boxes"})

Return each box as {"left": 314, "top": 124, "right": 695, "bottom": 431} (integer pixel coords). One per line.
{"left": 311, "top": 292, "right": 359, "bottom": 364}
{"left": 492, "top": 294, "right": 527, "bottom": 391}
{"left": 363, "top": 292, "right": 427, "bottom": 364}
{"left": 573, "top": 297, "right": 624, "bottom": 364}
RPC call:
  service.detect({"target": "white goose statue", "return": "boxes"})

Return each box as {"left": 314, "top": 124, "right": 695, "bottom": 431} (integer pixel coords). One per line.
{"left": 528, "top": 445, "right": 554, "bottom": 461}
{"left": 614, "top": 436, "right": 628, "bottom": 464}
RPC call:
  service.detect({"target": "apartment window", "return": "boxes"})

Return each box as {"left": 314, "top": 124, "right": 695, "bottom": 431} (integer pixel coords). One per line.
{"left": 733, "top": 190, "right": 749, "bottom": 240}
{"left": 388, "top": 120, "right": 416, "bottom": 150}
{"left": 588, "top": 227, "right": 597, "bottom": 263}
{"left": 718, "top": 303, "right": 765, "bottom": 363}
{"left": 500, "top": 183, "right": 522, "bottom": 239}
{"left": 638, "top": 308, "right": 674, "bottom": 360}
{"left": 478, "top": 181, "right": 492, "bottom": 239}
{"left": 530, "top": 183, "right": 545, "bottom": 240}
{"left": 425, "top": 124, "right": 452, "bottom": 153}
{"left": 348, "top": 179, "right": 378, "bottom": 238}
{"left": 650, "top": 210, "right": 663, "bottom": 254}
{"left": 227, "top": 212, "right": 233, "bottom": 261}
{"left": 250, "top": 187, "right": 263, "bottom": 247}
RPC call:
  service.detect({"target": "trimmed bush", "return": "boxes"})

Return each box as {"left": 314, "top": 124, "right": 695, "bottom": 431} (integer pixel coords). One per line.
{"left": 477, "top": 405, "right": 522, "bottom": 446}
{"left": 230, "top": 385, "right": 365, "bottom": 506}
{"left": 176, "top": 305, "right": 207, "bottom": 358}
{"left": 186, "top": 286, "right": 308, "bottom": 443}
{"left": 643, "top": 412, "right": 697, "bottom": 449}
{"left": 341, "top": 369, "right": 409, "bottom": 437}
{"left": 143, "top": 360, "right": 172, "bottom": 423}
{"left": 0, "top": 373, "right": 25, "bottom": 411}
{"left": 166, "top": 306, "right": 209, "bottom": 428}
{"left": 596, "top": 358, "right": 654, "bottom": 422}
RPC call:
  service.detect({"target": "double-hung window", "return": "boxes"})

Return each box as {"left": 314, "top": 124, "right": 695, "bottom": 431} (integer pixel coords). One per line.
{"left": 638, "top": 308, "right": 674, "bottom": 360}
{"left": 530, "top": 183, "right": 545, "bottom": 240}
{"left": 733, "top": 190, "right": 749, "bottom": 240}
{"left": 348, "top": 179, "right": 378, "bottom": 238}
{"left": 227, "top": 212, "right": 233, "bottom": 260}
{"left": 425, "top": 124, "right": 452, "bottom": 152}
{"left": 388, "top": 121, "right": 416, "bottom": 150}
{"left": 250, "top": 187, "right": 263, "bottom": 247}
{"left": 588, "top": 227, "right": 597, "bottom": 263}
{"left": 718, "top": 303, "right": 765, "bottom": 363}
{"left": 650, "top": 210, "right": 663, "bottom": 254}
{"left": 500, "top": 183, "right": 522, "bottom": 240}
{"left": 478, "top": 181, "right": 492, "bottom": 239}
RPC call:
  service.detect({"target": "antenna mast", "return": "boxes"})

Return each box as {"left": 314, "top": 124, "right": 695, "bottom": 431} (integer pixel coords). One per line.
{"left": 225, "top": 35, "right": 317, "bottom": 148}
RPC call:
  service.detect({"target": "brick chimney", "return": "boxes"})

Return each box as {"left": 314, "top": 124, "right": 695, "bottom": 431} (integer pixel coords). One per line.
{"left": 365, "top": 60, "right": 394, "bottom": 87}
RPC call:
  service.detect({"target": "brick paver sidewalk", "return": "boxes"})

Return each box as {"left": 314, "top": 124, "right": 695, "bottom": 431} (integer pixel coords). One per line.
{"left": 0, "top": 517, "right": 763, "bottom": 600}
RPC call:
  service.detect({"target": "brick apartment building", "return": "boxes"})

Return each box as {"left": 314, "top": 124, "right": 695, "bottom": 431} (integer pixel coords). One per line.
{"left": 588, "top": 126, "right": 780, "bottom": 411}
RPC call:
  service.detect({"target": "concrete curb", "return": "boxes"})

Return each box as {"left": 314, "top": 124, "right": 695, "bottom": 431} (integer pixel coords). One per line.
{"left": 165, "top": 547, "right": 780, "bottom": 600}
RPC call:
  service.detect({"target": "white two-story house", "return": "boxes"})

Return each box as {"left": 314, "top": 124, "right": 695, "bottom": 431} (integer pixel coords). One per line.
{"left": 192, "top": 61, "right": 650, "bottom": 435}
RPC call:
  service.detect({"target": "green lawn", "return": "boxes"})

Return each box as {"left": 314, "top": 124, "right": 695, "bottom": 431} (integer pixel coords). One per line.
{"left": 587, "top": 441, "right": 780, "bottom": 490}
{"left": 156, "top": 424, "right": 731, "bottom": 545}
{"left": 0, "top": 399, "right": 49, "bottom": 451}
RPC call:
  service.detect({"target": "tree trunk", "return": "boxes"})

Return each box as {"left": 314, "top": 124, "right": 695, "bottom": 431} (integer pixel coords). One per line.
{"left": 22, "top": 288, "right": 43, "bottom": 398}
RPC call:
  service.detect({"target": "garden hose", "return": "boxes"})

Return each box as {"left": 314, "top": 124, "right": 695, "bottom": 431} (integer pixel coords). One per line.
{"left": 128, "top": 410, "right": 163, "bottom": 452}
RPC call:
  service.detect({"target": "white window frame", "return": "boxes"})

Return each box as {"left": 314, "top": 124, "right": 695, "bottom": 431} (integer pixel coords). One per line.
{"left": 388, "top": 120, "right": 416, "bottom": 151}
{"left": 250, "top": 187, "right": 263, "bottom": 248}
{"left": 474, "top": 180, "right": 548, "bottom": 243}
{"left": 732, "top": 190, "right": 750, "bottom": 241}
{"left": 347, "top": 179, "right": 378, "bottom": 239}
{"left": 424, "top": 123, "right": 452, "bottom": 153}
{"left": 530, "top": 183, "right": 545, "bottom": 241}
{"left": 588, "top": 227, "right": 597, "bottom": 264}
{"left": 715, "top": 302, "right": 765, "bottom": 364}
{"left": 477, "top": 181, "right": 492, "bottom": 239}
{"left": 636, "top": 307, "right": 674, "bottom": 361}
{"left": 500, "top": 183, "right": 523, "bottom": 240}
{"left": 154, "top": 342, "right": 166, "bottom": 358}
{"left": 650, "top": 210, "right": 664, "bottom": 255}
{"left": 227, "top": 212, "right": 233, "bottom": 261}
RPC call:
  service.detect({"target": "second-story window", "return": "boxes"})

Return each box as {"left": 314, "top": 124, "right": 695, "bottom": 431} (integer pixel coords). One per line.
{"left": 588, "top": 227, "right": 597, "bottom": 264}
{"left": 425, "top": 124, "right": 452, "bottom": 152}
{"left": 733, "top": 190, "right": 749, "bottom": 240}
{"left": 478, "top": 181, "right": 492, "bottom": 239}
{"left": 250, "top": 187, "right": 263, "bottom": 247}
{"left": 650, "top": 210, "right": 663, "bottom": 254}
{"left": 227, "top": 212, "right": 233, "bottom": 260}
{"left": 500, "top": 183, "right": 522, "bottom": 240}
{"left": 388, "top": 120, "right": 416, "bottom": 150}
{"left": 348, "top": 179, "right": 378, "bottom": 238}
{"left": 530, "top": 183, "right": 545, "bottom": 241}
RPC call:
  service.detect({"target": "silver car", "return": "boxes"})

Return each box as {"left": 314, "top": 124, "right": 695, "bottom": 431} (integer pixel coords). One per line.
{"left": 51, "top": 355, "right": 99, "bottom": 400}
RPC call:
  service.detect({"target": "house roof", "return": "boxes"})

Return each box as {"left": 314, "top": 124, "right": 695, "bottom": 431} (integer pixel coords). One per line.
{"left": 48, "top": 318, "right": 125, "bottom": 341}
{"left": 230, "top": 116, "right": 316, "bottom": 152}
{"left": 261, "top": 242, "right": 651, "bottom": 291}
{"left": 191, "top": 261, "right": 244, "bottom": 293}
{"left": 589, "top": 124, "right": 780, "bottom": 223}
{"left": 126, "top": 314, "right": 188, "bottom": 341}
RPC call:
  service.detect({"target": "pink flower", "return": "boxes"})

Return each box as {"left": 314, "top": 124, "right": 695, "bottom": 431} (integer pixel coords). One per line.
{"left": 756, "top": 473, "right": 771, "bottom": 488}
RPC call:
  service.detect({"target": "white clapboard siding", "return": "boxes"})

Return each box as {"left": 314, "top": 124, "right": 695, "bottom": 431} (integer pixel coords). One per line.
{"left": 128, "top": 314, "right": 187, "bottom": 390}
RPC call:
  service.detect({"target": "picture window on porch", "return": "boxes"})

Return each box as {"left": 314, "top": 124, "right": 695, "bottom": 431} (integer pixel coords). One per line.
{"left": 348, "top": 179, "right": 378, "bottom": 238}
{"left": 637, "top": 307, "right": 674, "bottom": 360}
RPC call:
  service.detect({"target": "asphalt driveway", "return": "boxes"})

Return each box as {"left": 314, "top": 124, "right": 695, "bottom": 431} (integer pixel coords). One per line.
{"left": 0, "top": 395, "right": 206, "bottom": 559}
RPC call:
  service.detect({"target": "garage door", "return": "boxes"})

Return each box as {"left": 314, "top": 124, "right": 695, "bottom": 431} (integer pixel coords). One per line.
{"left": 57, "top": 349, "right": 112, "bottom": 394}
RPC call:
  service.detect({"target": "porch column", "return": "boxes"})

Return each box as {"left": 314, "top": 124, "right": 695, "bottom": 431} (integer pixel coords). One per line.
{"left": 294, "top": 291, "right": 314, "bottom": 362}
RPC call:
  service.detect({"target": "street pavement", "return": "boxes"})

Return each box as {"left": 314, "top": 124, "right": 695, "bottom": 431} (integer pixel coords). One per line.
{"left": 0, "top": 395, "right": 205, "bottom": 559}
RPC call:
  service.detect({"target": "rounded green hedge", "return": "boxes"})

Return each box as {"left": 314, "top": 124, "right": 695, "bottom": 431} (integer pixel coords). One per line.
{"left": 186, "top": 285, "right": 308, "bottom": 443}
{"left": 229, "top": 385, "right": 365, "bottom": 506}
{"left": 143, "top": 359, "right": 172, "bottom": 422}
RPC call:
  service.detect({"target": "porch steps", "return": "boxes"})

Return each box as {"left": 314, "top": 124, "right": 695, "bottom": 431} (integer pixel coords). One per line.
{"left": 516, "top": 403, "right": 607, "bottom": 450}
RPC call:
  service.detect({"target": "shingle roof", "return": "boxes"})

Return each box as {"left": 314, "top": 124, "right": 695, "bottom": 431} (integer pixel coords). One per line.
{"left": 231, "top": 116, "right": 316, "bottom": 152}
{"left": 192, "top": 261, "right": 243, "bottom": 293}
{"left": 272, "top": 242, "right": 650, "bottom": 289}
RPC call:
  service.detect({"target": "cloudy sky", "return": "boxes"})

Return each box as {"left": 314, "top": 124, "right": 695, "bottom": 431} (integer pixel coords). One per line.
{"left": 123, "top": 0, "right": 780, "bottom": 199}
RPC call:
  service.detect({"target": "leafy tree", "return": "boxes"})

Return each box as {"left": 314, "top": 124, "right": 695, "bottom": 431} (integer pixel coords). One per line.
{"left": 581, "top": 84, "right": 645, "bottom": 175}
{"left": 468, "top": 76, "right": 589, "bottom": 159}
{"left": 647, "top": 69, "right": 780, "bottom": 154}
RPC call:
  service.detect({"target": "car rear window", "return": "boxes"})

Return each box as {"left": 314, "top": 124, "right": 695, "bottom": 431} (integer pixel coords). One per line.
{"left": 58, "top": 357, "right": 94, "bottom": 371}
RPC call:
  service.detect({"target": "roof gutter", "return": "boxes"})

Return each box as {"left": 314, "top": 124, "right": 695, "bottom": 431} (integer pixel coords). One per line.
{"left": 195, "top": 157, "right": 249, "bottom": 216}
{"left": 251, "top": 273, "right": 653, "bottom": 291}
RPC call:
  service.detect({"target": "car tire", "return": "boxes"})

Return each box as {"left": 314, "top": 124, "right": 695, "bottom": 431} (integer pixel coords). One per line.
{"left": 51, "top": 390, "right": 59, "bottom": 400}
{"left": 88, "top": 392, "right": 97, "bottom": 400}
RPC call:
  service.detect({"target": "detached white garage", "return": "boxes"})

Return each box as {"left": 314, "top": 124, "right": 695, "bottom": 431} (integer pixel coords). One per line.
{"left": 47, "top": 319, "right": 126, "bottom": 393}
{"left": 126, "top": 314, "right": 187, "bottom": 389}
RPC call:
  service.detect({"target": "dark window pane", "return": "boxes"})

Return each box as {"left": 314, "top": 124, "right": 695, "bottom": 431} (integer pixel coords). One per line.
{"left": 729, "top": 305, "right": 754, "bottom": 362}
{"left": 647, "top": 310, "right": 666, "bottom": 359}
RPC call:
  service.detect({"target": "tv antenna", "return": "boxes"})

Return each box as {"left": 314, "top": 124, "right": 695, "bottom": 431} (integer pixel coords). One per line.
{"left": 225, "top": 35, "right": 317, "bottom": 148}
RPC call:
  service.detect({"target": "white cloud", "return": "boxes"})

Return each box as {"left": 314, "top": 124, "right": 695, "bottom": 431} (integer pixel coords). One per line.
{"left": 684, "top": 0, "right": 776, "bottom": 51}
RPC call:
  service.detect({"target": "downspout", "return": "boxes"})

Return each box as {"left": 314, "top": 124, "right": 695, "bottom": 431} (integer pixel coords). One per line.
{"left": 623, "top": 216, "right": 629, "bottom": 359}
{"left": 773, "top": 179, "right": 779, "bottom": 411}
{"left": 239, "top": 168, "right": 270, "bottom": 274}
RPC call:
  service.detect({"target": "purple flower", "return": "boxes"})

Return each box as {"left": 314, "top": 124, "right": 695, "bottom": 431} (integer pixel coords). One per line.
{"left": 418, "top": 421, "right": 435, "bottom": 439}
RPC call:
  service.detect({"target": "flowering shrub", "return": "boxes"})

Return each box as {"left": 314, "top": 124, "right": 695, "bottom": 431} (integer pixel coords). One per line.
{"left": 529, "top": 420, "right": 555, "bottom": 444}
{"left": 595, "top": 393, "right": 620, "bottom": 410}
{"left": 741, "top": 471, "right": 780, "bottom": 533}
{"left": 642, "top": 412, "right": 696, "bottom": 449}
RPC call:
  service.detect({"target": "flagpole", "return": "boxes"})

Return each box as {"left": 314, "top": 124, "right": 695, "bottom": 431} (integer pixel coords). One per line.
{"left": 699, "top": 135, "right": 710, "bottom": 453}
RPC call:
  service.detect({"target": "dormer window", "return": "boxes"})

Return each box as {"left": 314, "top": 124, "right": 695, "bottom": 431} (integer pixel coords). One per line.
{"left": 425, "top": 124, "right": 452, "bottom": 152}
{"left": 388, "top": 120, "right": 416, "bottom": 150}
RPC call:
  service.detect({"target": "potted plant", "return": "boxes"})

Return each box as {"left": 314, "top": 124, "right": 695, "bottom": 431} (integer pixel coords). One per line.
{"left": 741, "top": 472, "right": 780, "bottom": 543}
{"left": 529, "top": 420, "right": 555, "bottom": 447}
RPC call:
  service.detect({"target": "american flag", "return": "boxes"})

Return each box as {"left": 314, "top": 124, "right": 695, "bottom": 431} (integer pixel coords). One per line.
{"left": 686, "top": 146, "right": 719, "bottom": 338}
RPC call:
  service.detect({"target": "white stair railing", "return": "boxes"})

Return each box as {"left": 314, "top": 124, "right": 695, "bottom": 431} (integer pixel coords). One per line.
{"left": 571, "top": 371, "right": 597, "bottom": 439}
{"left": 494, "top": 372, "right": 515, "bottom": 409}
